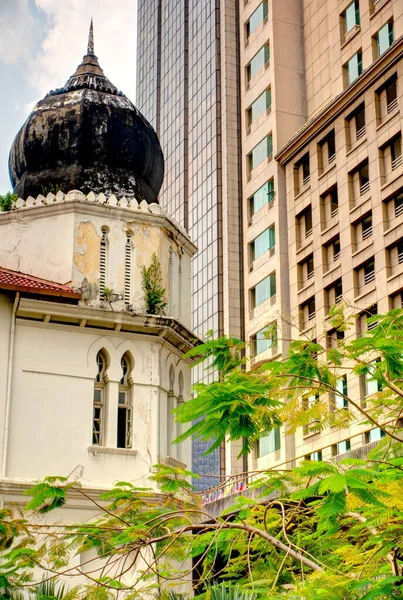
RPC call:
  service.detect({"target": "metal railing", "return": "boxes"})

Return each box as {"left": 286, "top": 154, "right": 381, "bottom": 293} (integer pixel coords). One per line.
{"left": 331, "top": 207, "right": 339, "bottom": 218}
{"left": 392, "top": 155, "right": 403, "bottom": 170}
{"left": 360, "top": 181, "right": 370, "bottom": 195}
{"left": 328, "top": 153, "right": 336, "bottom": 164}
{"left": 364, "top": 270, "right": 375, "bottom": 285}
{"left": 387, "top": 98, "right": 398, "bottom": 113}
{"left": 362, "top": 226, "right": 372, "bottom": 240}
{"left": 395, "top": 202, "right": 403, "bottom": 217}
{"left": 356, "top": 126, "right": 366, "bottom": 140}
{"left": 302, "top": 175, "right": 311, "bottom": 186}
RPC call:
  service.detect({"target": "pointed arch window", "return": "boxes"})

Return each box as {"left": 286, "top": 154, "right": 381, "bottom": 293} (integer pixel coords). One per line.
{"left": 167, "top": 366, "right": 177, "bottom": 457}
{"left": 117, "top": 355, "right": 132, "bottom": 448}
{"left": 93, "top": 351, "right": 107, "bottom": 445}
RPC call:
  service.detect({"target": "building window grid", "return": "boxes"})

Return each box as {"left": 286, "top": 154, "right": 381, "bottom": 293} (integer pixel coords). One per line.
{"left": 249, "top": 180, "right": 275, "bottom": 220}
{"left": 344, "top": 1, "right": 360, "bottom": 34}
{"left": 386, "top": 79, "right": 398, "bottom": 113}
{"left": 391, "top": 137, "right": 402, "bottom": 171}
{"left": 395, "top": 193, "right": 403, "bottom": 217}
{"left": 258, "top": 427, "right": 280, "bottom": 458}
{"left": 377, "top": 22, "right": 394, "bottom": 56}
{"left": 246, "top": 2, "right": 268, "bottom": 41}
{"left": 249, "top": 226, "right": 275, "bottom": 265}
{"left": 362, "top": 215, "right": 373, "bottom": 240}
{"left": 363, "top": 260, "right": 375, "bottom": 285}
{"left": 346, "top": 52, "right": 363, "bottom": 86}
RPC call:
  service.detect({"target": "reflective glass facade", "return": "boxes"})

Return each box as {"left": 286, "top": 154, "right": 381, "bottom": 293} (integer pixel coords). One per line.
{"left": 137, "top": 0, "right": 242, "bottom": 492}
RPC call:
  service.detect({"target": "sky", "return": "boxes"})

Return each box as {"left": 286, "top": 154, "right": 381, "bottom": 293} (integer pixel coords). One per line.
{"left": 0, "top": 0, "right": 138, "bottom": 194}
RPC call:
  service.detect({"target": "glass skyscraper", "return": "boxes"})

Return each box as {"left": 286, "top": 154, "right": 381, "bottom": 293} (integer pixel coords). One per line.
{"left": 137, "top": 0, "right": 244, "bottom": 491}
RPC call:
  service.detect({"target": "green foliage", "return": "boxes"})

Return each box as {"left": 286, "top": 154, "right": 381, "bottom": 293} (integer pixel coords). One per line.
{"left": 206, "top": 582, "right": 257, "bottom": 600}
{"left": 2, "top": 308, "right": 403, "bottom": 598}
{"left": 102, "top": 287, "right": 113, "bottom": 301}
{"left": 141, "top": 252, "right": 168, "bottom": 315}
{"left": 0, "top": 192, "right": 17, "bottom": 212}
{"left": 41, "top": 183, "right": 61, "bottom": 197}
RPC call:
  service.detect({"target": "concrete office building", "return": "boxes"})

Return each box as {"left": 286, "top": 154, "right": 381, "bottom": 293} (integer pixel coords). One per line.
{"left": 137, "top": 0, "right": 403, "bottom": 488}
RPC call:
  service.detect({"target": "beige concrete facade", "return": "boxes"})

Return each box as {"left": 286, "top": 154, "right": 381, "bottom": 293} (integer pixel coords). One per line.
{"left": 238, "top": 0, "right": 403, "bottom": 474}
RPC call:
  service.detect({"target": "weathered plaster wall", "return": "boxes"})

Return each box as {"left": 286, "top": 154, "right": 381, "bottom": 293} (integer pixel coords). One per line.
{"left": 0, "top": 293, "right": 12, "bottom": 468}
{"left": 0, "top": 191, "right": 196, "bottom": 329}
{"left": 4, "top": 321, "right": 191, "bottom": 488}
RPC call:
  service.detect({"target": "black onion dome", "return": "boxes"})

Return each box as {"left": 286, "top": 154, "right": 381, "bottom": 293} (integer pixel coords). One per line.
{"left": 9, "top": 21, "right": 164, "bottom": 203}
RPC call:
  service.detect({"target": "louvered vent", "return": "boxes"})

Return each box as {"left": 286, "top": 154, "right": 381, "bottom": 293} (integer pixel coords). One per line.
{"left": 124, "top": 236, "right": 132, "bottom": 305}
{"left": 99, "top": 228, "right": 108, "bottom": 298}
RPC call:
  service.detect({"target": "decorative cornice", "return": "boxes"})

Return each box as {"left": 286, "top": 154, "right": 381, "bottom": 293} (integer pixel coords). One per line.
{"left": 16, "top": 298, "right": 201, "bottom": 358}
{"left": 275, "top": 36, "right": 403, "bottom": 165}
{"left": 3, "top": 189, "right": 197, "bottom": 257}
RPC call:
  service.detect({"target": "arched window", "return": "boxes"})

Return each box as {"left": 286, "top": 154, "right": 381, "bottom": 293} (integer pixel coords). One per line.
{"left": 117, "top": 354, "right": 132, "bottom": 448}
{"left": 93, "top": 351, "right": 107, "bottom": 445}
{"left": 167, "top": 365, "right": 176, "bottom": 458}
{"left": 178, "top": 370, "right": 184, "bottom": 402}
{"left": 99, "top": 226, "right": 108, "bottom": 299}
{"left": 124, "top": 233, "right": 132, "bottom": 306}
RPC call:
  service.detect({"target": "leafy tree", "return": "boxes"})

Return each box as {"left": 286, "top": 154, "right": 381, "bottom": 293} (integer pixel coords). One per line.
{"left": 142, "top": 252, "right": 168, "bottom": 315}
{"left": 0, "top": 192, "right": 17, "bottom": 212}
{"left": 2, "top": 308, "right": 403, "bottom": 598}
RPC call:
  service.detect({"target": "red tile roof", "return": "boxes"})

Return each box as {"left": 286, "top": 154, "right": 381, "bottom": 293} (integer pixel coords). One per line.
{"left": 0, "top": 267, "right": 81, "bottom": 299}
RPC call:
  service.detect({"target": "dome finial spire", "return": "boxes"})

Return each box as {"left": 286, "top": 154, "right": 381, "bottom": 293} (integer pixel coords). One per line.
{"left": 87, "top": 19, "right": 94, "bottom": 55}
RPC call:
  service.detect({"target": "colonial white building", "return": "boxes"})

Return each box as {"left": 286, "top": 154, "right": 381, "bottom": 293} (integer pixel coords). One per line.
{"left": 0, "top": 26, "right": 197, "bottom": 516}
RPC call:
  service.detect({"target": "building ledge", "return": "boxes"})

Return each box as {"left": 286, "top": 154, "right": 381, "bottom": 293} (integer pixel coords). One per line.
{"left": 346, "top": 135, "right": 367, "bottom": 157}
{"left": 369, "top": 0, "right": 392, "bottom": 19}
{"left": 275, "top": 36, "right": 403, "bottom": 165}
{"left": 376, "top": 107, "right": 400, "bottom": 132}
{"left": 349, "top": 196, "right": 372, "bottom": 216}
{"left": 88, "top": 446, "right": 137, "bottom": 457}
{"left": 15, "top": 298, "right": 200, "bottom": 358}
{"left": 341, "top": 25, "right": 361, "bottom": 49}
{"left": 354, "top": 286, "right": 376, "bottom": 302}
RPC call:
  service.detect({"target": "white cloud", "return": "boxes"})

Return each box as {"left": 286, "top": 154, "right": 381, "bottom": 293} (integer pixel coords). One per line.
{"left": 0, "top": 0, "right": 36, "bottom": 65}
{"left": 30, "top": 0, "right": 138, "bottom": 104}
